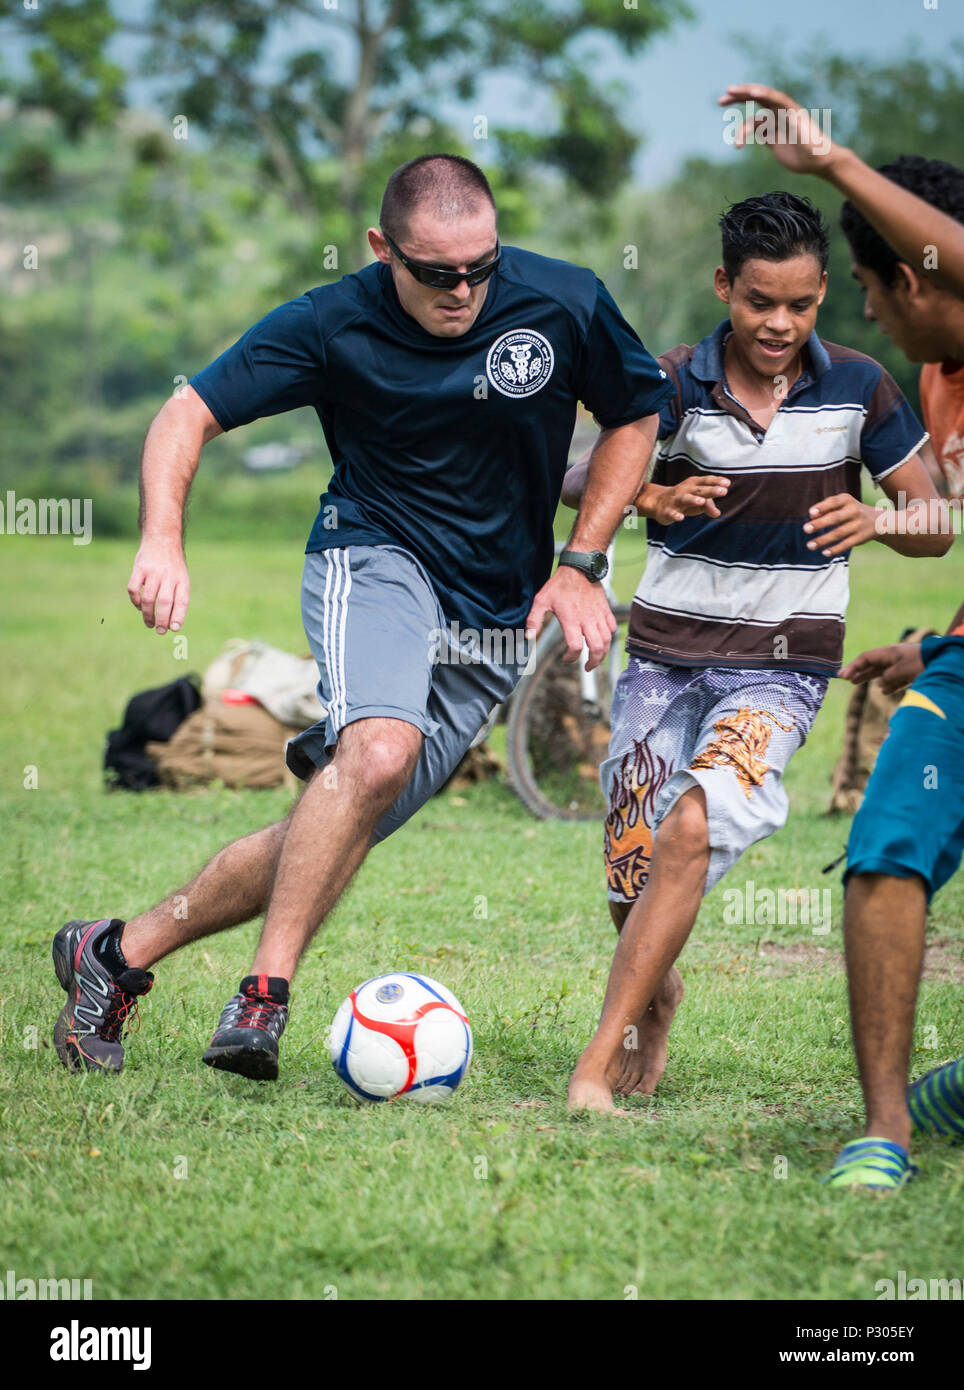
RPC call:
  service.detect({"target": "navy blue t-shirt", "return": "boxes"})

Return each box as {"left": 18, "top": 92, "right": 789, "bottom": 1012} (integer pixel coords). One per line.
{"left": 189, "top": 246, "right": 673, "bottom": 632}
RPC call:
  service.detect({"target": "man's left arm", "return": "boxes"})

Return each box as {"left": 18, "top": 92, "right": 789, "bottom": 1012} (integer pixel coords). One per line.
{"left": 526, "top": 415, "right": 659, "bottom": 669}
{"left": 874, "top": 457, "right": 954, "bottom": 556}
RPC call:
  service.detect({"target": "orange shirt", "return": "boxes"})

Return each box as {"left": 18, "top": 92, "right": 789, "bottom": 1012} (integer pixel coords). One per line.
{"left": 920, "top": 359, "right": 964, "bottom": 498}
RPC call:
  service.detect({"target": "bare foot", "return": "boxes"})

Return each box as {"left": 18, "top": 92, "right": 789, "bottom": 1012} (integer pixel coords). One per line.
{"left": 567, "top": 1057, "right": 625, "bottom": 1113}
{"left": 614, "top": 967, "right": 684, "bottom": 1097}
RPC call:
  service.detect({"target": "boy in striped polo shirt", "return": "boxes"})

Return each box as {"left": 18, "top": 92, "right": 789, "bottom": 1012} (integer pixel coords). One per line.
{"left": 565, "top": 192, "right": 951, "bottom": 1113}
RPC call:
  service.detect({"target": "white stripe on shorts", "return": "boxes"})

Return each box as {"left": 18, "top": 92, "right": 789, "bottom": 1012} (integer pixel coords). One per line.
{"left": 334, "top": 549, "right": 352, "bottom": 726}
{"left": 321, "top": 551, "right": 336, "bottom": 726}
{"left": 323, "top": 550, "right": 347, "bottom": 730}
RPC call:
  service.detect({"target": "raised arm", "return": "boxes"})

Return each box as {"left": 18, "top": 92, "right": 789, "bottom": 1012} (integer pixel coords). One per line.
{"left": 719, "top": 84, "right": 964, "bottom": 298}
{"left": 127, "top": 385, "right": 223, "bottom": 635}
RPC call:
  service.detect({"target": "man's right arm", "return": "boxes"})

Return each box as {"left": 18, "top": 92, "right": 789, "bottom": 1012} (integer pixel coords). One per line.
{"left": 127, "top": 385, "right": 223, "bottom": 636}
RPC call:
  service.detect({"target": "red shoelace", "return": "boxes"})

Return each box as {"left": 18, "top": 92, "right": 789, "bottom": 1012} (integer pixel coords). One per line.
{"left": 237, "top": 993, "right": 281, "bottom": 1030}
{"left": 102, "top": 980, "right": 153, "bottom": 1041}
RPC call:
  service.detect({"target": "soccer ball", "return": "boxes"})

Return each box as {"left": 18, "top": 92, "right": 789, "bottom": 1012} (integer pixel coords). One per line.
{"left": 328, "top": 972, "right": 472, "bottom": 1104}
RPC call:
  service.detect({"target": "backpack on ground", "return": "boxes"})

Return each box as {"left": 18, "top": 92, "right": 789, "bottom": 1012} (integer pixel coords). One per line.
{"left": 146, "top": 699, "right": 302, "bottom": 792}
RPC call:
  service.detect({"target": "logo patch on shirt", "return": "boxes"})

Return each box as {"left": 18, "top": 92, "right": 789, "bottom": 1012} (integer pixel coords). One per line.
{"left": 486, "top": 329, "right": 554, "bottom": 397}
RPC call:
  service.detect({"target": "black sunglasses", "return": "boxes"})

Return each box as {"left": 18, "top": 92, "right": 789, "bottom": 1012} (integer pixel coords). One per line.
{"left": 381, "top": 230, "right": 501, "bottom": 290}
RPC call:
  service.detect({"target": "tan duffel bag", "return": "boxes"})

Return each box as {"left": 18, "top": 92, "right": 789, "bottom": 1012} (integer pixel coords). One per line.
{"left": 146, "top": 700, "right": 302, "bottom": 792}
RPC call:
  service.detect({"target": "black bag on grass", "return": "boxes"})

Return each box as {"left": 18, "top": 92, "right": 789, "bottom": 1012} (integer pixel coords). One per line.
{"left": 104, "top": 675, "right": 201, "bottom": 790}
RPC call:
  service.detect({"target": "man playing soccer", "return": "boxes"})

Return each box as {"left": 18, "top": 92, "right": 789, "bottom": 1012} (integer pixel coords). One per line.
{"left": 563, "top": 191, "right": 950, "bottom": 1113}
{"left": 719, "top": 84, "right": 964, "bottom": 1187}
{"left": 52, "top": 154, "right": 677, "bottom": 1081}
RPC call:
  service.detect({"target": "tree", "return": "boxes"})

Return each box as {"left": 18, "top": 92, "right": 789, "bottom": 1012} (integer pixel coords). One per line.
{"left": 596, "top": 40, "right": 964, "bottom": 406}
{"left": 4, "top": 0, "right": 692, "bottom": 267}
{"left": 741, "top": 38, "right": 964, "bottom": 172}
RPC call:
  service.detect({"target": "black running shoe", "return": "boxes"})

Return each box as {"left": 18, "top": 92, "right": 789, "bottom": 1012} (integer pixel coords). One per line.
{"left": 202, "top": 974, "right": 289, "bottom": 1081}
{"left": 52, "top": 919, "right": 154, "bottom": 1073}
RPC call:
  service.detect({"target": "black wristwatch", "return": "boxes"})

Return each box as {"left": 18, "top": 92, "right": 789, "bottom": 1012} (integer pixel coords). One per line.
{"left": 557, "top": 548, "right": 609, "bottom": 583}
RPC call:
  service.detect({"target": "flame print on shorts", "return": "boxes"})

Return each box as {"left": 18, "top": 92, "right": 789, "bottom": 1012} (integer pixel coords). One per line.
{"left": 604, "top": 739, "right": 672, "bottom": 900}
{"left": 689, "top": 705, "right": 796, "bottom": 797}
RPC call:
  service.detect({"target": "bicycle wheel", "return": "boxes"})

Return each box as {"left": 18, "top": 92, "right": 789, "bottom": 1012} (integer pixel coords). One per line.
{"left": 506, "top": 604, "right": 632, "bottom": 820}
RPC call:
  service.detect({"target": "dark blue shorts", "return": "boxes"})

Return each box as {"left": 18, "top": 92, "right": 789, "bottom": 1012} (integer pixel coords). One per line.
{"left": 845, "top": 636, "right": 964, "bottom": 903}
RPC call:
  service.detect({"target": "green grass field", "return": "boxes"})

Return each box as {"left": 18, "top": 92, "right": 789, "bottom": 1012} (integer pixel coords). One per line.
{"left": 1, "top": 532, "right": 962, "bottom": 1301}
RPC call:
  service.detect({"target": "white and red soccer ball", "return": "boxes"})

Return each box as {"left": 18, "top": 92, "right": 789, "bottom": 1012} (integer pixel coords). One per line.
{"left": 328, "top": 972, "right": 472, "bottom": 1104}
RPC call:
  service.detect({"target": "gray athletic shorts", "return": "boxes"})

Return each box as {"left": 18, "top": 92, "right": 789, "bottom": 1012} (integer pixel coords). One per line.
{"left": 286, "top": 546, "right": 528, "bottom": 842}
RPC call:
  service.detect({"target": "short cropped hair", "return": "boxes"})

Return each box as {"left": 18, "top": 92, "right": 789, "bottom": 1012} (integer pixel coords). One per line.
{"left": 380, "top": 154, "right": 496, "bottom": 244}
{"left": 840, "top": 154, "right": 964, "bottom": 286}
{"left": 719, "top": 191, "right": 830, "bottom": 282}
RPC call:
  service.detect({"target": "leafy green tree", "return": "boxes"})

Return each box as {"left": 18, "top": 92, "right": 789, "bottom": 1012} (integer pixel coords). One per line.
{"left": 5, "top": 0, "right": 692, "bottom": 266}
{"left": 746, "top": 38, "right": 964, "bottom": 171}
{"left": 596, "top": 40, "right": 964, "bottom": 406}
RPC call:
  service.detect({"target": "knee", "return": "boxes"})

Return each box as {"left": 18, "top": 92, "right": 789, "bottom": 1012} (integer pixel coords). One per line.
{"left": 845, "top": 869, "right": 927, "bottom": 915}
{"left": 338, "top": 722, "right": 422, "bottom": 803}
{"left": 656, "top": 788, "right": 709, "bottom": 860}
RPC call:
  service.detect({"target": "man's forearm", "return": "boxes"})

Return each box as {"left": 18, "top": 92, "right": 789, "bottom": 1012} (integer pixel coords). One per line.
{"left": 568, "top": 417, "right": 659, "bottom": 550}
{"left": 947, "top": 598, "right": 964, "bottom": 635}
{"left": 824, "top": 146, "right": 964, "bottom": 299}
{"left": 138, "top": 393, "right": 217, "bottom": 543}
{"left": 128, "top": 390, "right": 223, "bottom": 633}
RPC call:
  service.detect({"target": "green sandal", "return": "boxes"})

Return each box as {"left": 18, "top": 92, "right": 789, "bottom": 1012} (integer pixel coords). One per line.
{"left": 908, "top": 1057, "right": 964, "bottom": 1141}
{"left": 826, "top": 1137, "right": 917, "bottom": 1191}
